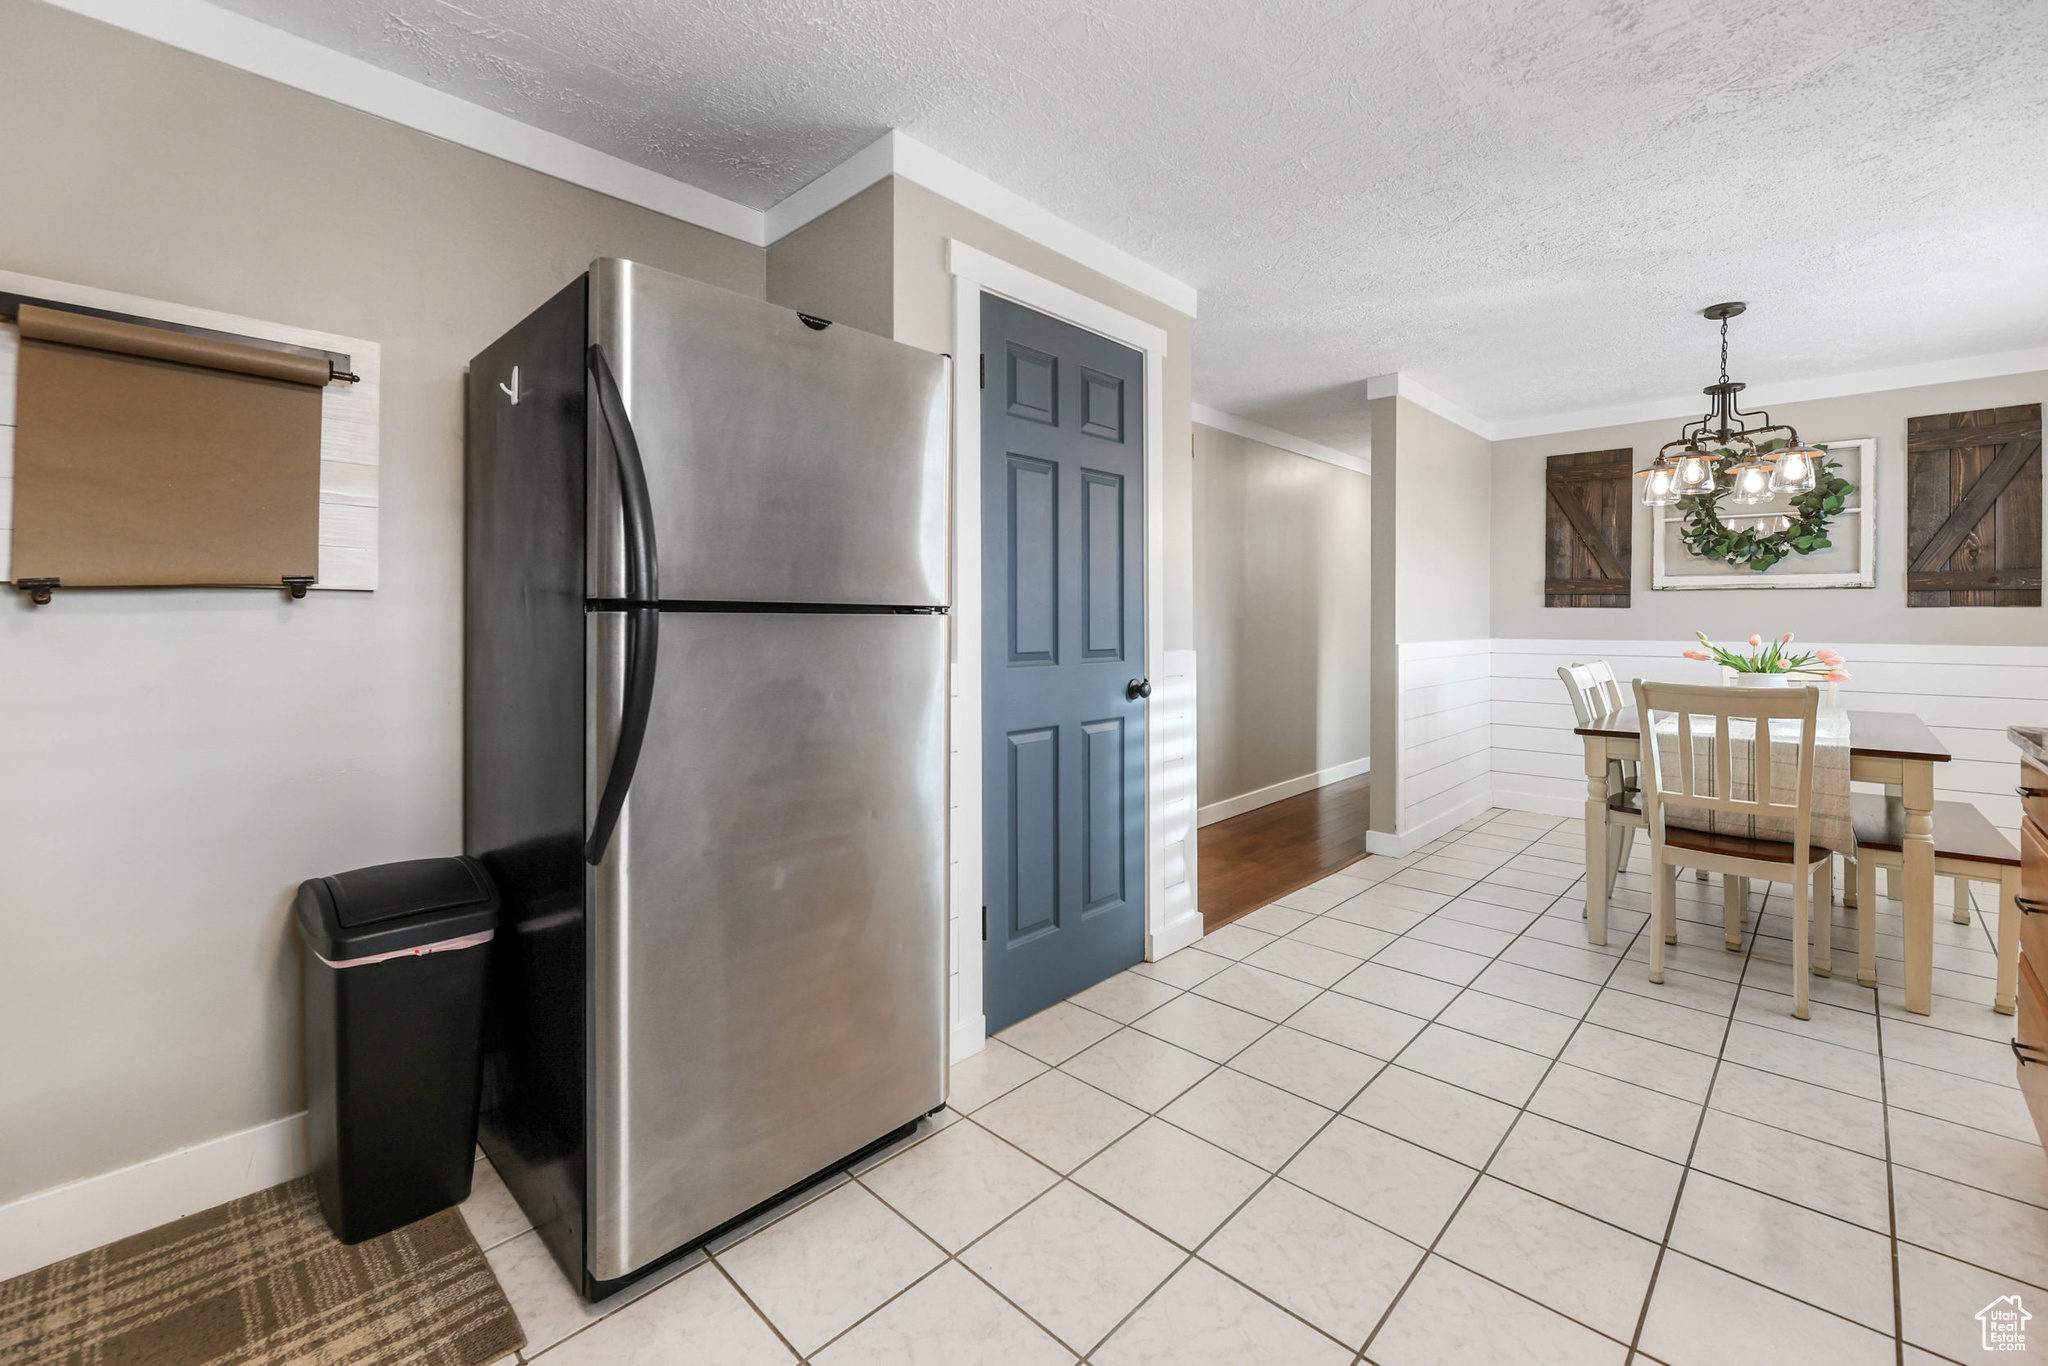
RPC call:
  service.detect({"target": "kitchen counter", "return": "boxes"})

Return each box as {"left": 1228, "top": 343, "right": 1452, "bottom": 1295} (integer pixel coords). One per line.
{"left": 2012, "top": 726, "right": 2048, "bottom": 767}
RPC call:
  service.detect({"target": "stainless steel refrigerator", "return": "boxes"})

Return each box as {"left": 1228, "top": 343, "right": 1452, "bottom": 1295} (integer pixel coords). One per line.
{"left": 465, "top": 259, "right": 950, "bottom": 1299}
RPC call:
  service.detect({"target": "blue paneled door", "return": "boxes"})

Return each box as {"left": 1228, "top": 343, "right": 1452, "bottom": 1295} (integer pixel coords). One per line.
{"left": 982, "top": 294, "right": 1146, "bottom": 1034}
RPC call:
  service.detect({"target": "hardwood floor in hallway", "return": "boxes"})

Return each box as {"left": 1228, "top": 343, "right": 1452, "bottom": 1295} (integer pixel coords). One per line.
{"left": 1198, "top": 772, "right": 1373, "bottom": 933}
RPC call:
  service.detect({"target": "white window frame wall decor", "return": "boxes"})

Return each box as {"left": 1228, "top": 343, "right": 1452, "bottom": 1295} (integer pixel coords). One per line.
{"left": 1651, "top": 436, "right": 1874, "bottom": 590}
{"left": 0, "top": 268, "right": 379, "bottom": 591}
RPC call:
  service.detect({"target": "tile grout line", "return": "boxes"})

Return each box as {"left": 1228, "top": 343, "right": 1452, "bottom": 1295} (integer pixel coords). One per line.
{"left": 1620, "top": 877, "right": 1930, "bottom": 1361}
{"left": 1315, "top": 828, "right": 2018, "bottom": 1354}
{"left": 845, "top": 1113, "right": 1120, "bottom": 1361}
{"left": 1077, "top": 854, "right": 1532, "bottom": 1361}
{"left": 1353, "top": 826, "right": 1659, "bottom": 1365}
{"left": 738, "top": 1095, "right": 1147, "bottom": 1364}
{"left": 1675, "top": 886, "right": 2044, "bottom": 1340}
{"left": 504, "top": 816, "right": 2021, "bottom": 1363}
{"left": 943, "top": 952, "right": 1416, "bottom": 1363}
{"left": 788, "top": 1251, "right": 951, "bottom": 1363}
{"left": 704, "top": 1255, "right": 810, "bottom": 1363}
{"left": 1073, "top": 815, "right": 1586, "bottom": 1363}
{"left": 1236, "top": 818, "right": 1604, "bottom": 1364}
{"left": 1621, "top": 872, "right": 1766, "bottom": 1366}
{"left": 1873, "top": 977, "right": 1906, "bottom": 1366}
{"left": 782, "top": 817, "right": 1964, "bottom": 1361}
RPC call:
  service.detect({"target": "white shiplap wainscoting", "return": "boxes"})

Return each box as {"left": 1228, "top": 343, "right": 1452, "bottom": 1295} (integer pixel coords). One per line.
{"left": 1491, "top": 639, "right": 1720, "bottom": 817}
{"left": 1371, "top": 639, "right": 1493, "bottom": 855}
{"left": 1490, "top": 638, "right": 2048, "bottom": 844}
{"left": 1152, "top": 650, "right": 1203, "bottom": 958}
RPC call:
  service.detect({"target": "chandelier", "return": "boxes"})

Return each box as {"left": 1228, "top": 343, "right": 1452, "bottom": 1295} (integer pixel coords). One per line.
{"left": 1640, "top": 302, "right": 1822, "bottom": 507}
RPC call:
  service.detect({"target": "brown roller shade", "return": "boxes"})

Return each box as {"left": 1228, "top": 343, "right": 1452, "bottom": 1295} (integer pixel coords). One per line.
{"left": 9, "top": 304, "right": 324, "bottom": 589}
{"left": 16, "top": 305, "right": 334, "bottom": 386}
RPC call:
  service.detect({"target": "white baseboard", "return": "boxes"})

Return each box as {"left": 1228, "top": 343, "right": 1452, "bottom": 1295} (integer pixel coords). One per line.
{"left": 1487, "top": 781, "right": 1584, "bottom": 820}
{"left": 1366, "top": 789, "right": 1495, "bottom": 857}
{"left": 950, "top": 1015, "right": 988, "bottom": 1064}
{"left": 1197, "top": 756, "right": 1370, "bottom": 828}
{"left": 1147, "top": 904, "right": 1206, "bottom": 961}
{"left": 0, "top": 1111, "right": 310, "bottom": 1283}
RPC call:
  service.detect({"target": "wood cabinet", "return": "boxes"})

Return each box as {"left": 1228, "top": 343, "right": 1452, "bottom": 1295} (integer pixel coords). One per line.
{"left": 2017, "top": 756, "right": 2048, "bottom": 1156}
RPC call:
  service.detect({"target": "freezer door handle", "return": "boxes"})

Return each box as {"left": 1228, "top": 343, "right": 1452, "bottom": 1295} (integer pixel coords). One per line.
{"left": 586, "top": 343, "right": 662, "bottom": 865}
{"left": 588, "top": 343, "right": 660, "bottom": 603}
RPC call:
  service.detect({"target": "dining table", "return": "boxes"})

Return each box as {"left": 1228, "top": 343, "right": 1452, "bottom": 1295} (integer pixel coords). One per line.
{"left": 1575, "top": 706, "right": 1952, "bottom": 1014}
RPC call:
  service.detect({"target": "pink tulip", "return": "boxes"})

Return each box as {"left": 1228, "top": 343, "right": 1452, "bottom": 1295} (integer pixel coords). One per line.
{"left": 1748, "top": 634, "right": 1763, "bottom": 647}
{"left": 1818, "top": 650, "right": 1844, "bottom": 665}
{"left": 1683, "top": 650, "right": 1711, "bottom": 660}
{"left": 1824, "top": 671, "right": 1849, "bottom": 681}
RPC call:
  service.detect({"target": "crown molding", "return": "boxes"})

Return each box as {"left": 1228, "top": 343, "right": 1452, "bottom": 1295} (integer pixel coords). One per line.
{"left": 772, "top": 132, "right": 1199, "bottom": 317}
{"left": 44, "top": 1, "right": 1199, "bottom": 317}
{"left": 1364, "top": 373, "right": 1500, "bottom": 441}
{"left": 1486, "top": 343, "right": 2048, "bottom": 442}
{"left": 763, "top": 132, "right": 898, "bottom": 245}
{"left": 951, "top": 240, "right": 1171, "bottom": 357}
{"left": 1192, "top": 404, "right": 1369, "bottom": 475}
{"left": 40, "top": 0, "right": 767, "bottom": 243}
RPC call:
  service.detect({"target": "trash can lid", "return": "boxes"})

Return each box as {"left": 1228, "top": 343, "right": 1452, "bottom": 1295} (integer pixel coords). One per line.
{"left": 296, "top": 855, "right": 499, "bottom": 963}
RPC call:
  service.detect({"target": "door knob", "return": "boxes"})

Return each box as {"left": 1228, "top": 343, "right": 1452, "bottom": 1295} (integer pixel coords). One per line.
{"left": 1126, "top": 678, "right": 1152, "bottom": 701}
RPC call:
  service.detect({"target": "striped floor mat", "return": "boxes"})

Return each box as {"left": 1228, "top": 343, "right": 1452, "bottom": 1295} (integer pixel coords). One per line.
{"left": 0, "top": 1176, "right": 524, "bottom": 1366}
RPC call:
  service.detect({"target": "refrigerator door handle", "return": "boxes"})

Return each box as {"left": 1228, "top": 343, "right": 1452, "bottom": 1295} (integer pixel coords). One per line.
{"left": 588, "top": 344, "right": 660, "bottom": 603}
{"left": 586, "top": 343, "right": 662, "bottom": 865}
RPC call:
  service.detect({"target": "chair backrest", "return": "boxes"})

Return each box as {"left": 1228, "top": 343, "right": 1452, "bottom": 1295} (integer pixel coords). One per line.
{"left": 1557, "top": 663, "right": 1620, "bottom": 726}
{"left": 1583, "top": 660, "right": 1626, "bottom": 714}
{"left": 1632, "top": 678, "right": 1820, "bottom": 853}
{"left": 1561, "top": 662, "right": 1639, "bottom": 793}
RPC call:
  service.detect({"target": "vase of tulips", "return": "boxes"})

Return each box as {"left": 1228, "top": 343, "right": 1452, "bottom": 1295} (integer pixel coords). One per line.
{"left": 1684, "top": 633, "right": 1849, "bottom": 687}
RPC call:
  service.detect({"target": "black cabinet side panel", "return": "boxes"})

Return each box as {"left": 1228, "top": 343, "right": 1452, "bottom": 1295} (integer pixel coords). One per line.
{"left": 465, "top": 275, "right": 589, "bottom": 1288}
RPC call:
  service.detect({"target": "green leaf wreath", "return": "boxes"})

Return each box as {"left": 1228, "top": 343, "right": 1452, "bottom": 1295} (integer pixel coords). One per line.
{"left": 1675, "top": 443, "right": 1856, "bottom": 573}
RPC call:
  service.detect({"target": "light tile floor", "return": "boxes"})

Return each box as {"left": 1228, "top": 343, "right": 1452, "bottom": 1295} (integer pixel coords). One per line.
{"left": 463, "top": 808, "right": 2043, "bottom": 1364}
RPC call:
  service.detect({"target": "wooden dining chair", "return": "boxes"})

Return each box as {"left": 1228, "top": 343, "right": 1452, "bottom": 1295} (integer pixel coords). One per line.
{"left": 1559, "top": 664, "right": 1641, "bottom": 898}
{"left": 1634, "top": 679, "right": 1835, "bottom": 1020}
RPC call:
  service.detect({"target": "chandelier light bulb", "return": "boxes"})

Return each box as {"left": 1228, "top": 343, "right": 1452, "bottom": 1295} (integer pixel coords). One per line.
{"left": 1675, "top": 453, "right": 1715, "bottom": 488}
{"left": 1731, "top": 461, "right": 1774, "bottom": 506}
{"left": 1641, "top": 463, "right": 1678, "bottom": 507}
{"left": 1770, "top": 444, "right": 1820, "bottom": 495}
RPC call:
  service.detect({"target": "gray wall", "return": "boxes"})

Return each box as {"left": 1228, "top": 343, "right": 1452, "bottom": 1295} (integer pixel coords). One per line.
{"left": 890, "top": 177, "right": 1198, "bottom": 653}
{"left": 1394, "top": 399, "right": 1495, "bottom": 643}
{"left": 1370, "top": 395, "right": 1494, "bottom": 833}
{"left": 1491, "top": 370, "right": 2048, "bottom": 644}
{"left": 0, "top": 0, "right": 764, "bottom": 1205}
{"left": 766, "top": 178, "right": 895, "bottom": 339}
{"left": 1193, "top": 423, "right": 1371, "bottom": 808}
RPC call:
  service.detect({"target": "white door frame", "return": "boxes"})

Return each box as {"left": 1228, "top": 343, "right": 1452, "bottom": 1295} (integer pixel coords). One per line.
{"left": 946, "top": 239, "right": 1192, "bottom": 1061}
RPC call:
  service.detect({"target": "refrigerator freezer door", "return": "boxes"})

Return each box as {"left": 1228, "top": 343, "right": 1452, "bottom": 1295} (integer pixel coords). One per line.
{"left": 588, "top": 259, "right": 949, "bottom": 606}
{"left": 584, "top": 610, "right": 948, "bottom": 1281}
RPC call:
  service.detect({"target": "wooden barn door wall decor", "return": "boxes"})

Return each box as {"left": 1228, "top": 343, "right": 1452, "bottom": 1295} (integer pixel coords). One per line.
{"left": 1906, "top": 404, "right": 2041, "bottom": 607}
{"left": 1545, "top": 449, "right": 1633, "bottom": 607}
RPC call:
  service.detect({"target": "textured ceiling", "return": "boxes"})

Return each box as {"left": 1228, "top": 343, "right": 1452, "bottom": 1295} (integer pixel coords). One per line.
{"left": 211, "top": 0, "right": 2048, "bottom": 451}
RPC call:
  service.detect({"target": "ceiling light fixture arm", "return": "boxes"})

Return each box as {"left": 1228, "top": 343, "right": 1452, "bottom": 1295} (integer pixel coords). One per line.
{"left": 1640, "top": 301, "right": 1820, "bottom": 507}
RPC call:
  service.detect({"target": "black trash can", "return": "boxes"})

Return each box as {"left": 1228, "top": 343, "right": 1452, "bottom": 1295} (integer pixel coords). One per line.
{"left": 295, "top": 855, "right": 499, "bottom": 1244}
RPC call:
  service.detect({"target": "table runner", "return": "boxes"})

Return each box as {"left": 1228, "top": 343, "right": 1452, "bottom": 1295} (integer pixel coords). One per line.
{"left": 1649, "top": 707, "right": 1852, "bottom": 854}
